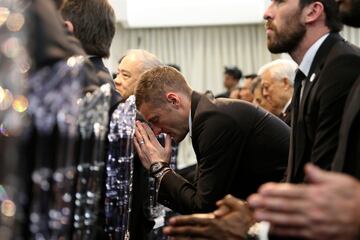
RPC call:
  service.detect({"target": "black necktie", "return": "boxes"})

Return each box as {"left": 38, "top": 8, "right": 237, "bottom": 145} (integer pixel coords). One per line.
{"left": 291, "top": 69, "right": 306, "bottom": 126}
{"left": 287, "top": 69, "right": 306, "bottom": 182}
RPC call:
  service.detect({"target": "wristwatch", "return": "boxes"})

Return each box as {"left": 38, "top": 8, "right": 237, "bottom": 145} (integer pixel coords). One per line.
{"left": 149, "top": 162, "right": 169, "bottom": 176}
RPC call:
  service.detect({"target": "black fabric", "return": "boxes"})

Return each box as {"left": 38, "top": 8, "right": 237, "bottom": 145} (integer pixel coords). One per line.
{"left": 279, "top": 102, "right": 292, "bottom": 126}
{"left": 176, "top": 164, "right": 197, "bottom": 183}
{"left": 287, "top": 70, "right": 306, "bottom": 179}
{"left": 291, "top": 69, "right": 306, "bottom": 126}
{"left": 89, "top": 56, "right": 115, "bottom": 88}
{"left": 287, "top": 33, "right": 360, "bottom": 183}
{"left": 129, "top": 155, "right": 155, "bottom": 240}
{"left": 88, "top": 56, "right": 122, "bottom": 112}
{"left": 215, "top": 91, "right": 231, "bottom": 98}
{"left": 158, "top": 92, "right": 289, "bottom": 214}
{"left": 26, "top": 0, "right": 84, "bottom": 72}
{"left": 332, "top": 76, "right": 360, "bottom": 179}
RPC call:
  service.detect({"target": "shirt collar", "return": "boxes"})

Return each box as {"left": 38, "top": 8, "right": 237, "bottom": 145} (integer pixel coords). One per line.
{"left": 298, "top": 33, "right": 329, "bottom": 77}
{"left": 282, "top": 98, "right": 292, "bottom": 114}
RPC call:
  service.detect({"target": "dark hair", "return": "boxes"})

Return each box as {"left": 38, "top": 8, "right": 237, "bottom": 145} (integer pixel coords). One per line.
{"left": 224, "top": 65, "right": 242, "bottom": 80}
{"left": 61, "top": 0, "right": 116, "bottom": 58}
{"left": 135, "top": 66, "right": 192, "bottom": 109}
{"left": 299, "top": 0, "right": 342, "bottom": 32}
{"left": 167, "top": 64, "right": 181, "bottom": 72}
{"left": 244, "top": 74, "right": 258, "bottom": 80}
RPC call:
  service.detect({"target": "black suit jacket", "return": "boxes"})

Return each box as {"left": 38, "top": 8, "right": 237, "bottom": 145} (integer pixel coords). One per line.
{"left": 332, "top": 76, "right": 360, "bottom": 179}
{"left": 287, "top": 33, "right": 360, "bottom": 183}
{"left": 88, "top": 56, "right": 122, "bottom": 112}
{"left": 215, "top": 90, "right": 230, "bottom": 98}
{"left": 89, "top": 56, "right": 115, "bottom": 87}
{"left": 158, "top": 92, "right": 289, "bottom": 214}
{"left": 279, "top": 102, "right": 292, "bottom": 126}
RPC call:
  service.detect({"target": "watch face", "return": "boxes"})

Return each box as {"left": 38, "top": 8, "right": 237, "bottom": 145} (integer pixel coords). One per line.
{"left": 151, "top": 162, "right": 163, "bottom": 173}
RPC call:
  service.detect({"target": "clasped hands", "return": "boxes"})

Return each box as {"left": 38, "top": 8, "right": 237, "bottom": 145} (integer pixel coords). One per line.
{"left": 163, "top": 195, "right": 255, "bottom": 240}
{"left": 134, "top": 121, "right": 172, "bottom": 170}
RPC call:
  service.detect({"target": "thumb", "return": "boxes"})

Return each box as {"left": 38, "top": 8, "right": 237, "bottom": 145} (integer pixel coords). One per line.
{"left": 305, "top": 163, "right": 335, "bottom": 184}
{"left": 216, "top": 194, "right": 246, "bottom": 211}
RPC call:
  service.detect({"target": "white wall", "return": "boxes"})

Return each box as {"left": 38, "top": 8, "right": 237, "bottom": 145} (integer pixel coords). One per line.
{"left": 109, "top": 0, "right": 269, "bottom": 28}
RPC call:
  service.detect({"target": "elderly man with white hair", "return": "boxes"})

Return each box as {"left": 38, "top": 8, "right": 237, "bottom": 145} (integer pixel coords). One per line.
{"left": 258, "top": 59, "right": 297, "bottom": 125}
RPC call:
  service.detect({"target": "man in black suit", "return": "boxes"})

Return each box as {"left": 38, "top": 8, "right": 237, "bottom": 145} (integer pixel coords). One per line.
{"left": 247, "top": 1, "right": 360, "bottom": 238}
{"left": 60, "top": 0, "right": 116, "bottom": 89}
{"left": 133, "top": 66, "right": 289, "bottom": 214}
{"left": 163, "top": 0, "right": 360, "bottom": 239}
{"left": 263, "top": 0, "right": 360, "bottom": 183}
{"left": 332, "top": 0, "right": 360, "bottom": 179}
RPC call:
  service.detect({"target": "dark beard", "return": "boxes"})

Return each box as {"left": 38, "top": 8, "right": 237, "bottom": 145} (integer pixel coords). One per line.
{"left": 340, "top": 0, "right": 360, "bottom": 27}
{"left": 267, "top": 21, "right": 306, "bottom": 54}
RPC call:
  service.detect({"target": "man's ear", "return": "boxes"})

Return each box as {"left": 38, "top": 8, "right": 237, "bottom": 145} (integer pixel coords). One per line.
{"left": 282, "top": 77, "right": 291, "bottom": 90}
{"left": 166, "top": 92, "right": 180, "bottom": 108}
{"left": 304, "top": 1, "right": 324, "bottom": 24}
{"left": 64, "top": 20, "right": 74, "bottom": 33}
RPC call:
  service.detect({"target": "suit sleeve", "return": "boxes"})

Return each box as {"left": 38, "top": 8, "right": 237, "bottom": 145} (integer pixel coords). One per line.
{"left": 309, "top": 55, "right": 360, "bottom": 168}
{"left": 158, "top": 112, "right": 244, "bottom": 214}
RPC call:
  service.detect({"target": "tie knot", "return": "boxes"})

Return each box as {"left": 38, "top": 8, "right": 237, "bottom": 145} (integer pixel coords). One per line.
{"left": 294, "top": 69, "right": 305, "bottom": 90}
{"left": 294, "top": 69, "right": 306, "bottom": 83}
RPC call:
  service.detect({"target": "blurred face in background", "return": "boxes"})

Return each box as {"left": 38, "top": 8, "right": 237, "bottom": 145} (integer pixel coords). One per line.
{"left": 229, "top": 88, "right": 241, "bottom": 99}
{"left": 253, "top": 85, "right": 275, "bottom": 113}
{"left": 239, "top": 78, "right": 254, "bottom": 102}
{"left": 224, "top": 74, "right": 239, "bottom": 90}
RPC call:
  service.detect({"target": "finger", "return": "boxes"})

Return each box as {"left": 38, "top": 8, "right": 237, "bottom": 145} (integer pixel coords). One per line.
{"left": 171, "top": 237, "right": 192, "bottom": 240}
{"left": 304, "top": 163, "right": 340, "bottom": 184}
{"left": 142, "top": 122, "right": 158, "bottom": 140}
{"left": 135, "top": 126, "right": 146, "bottom": 144}
{"left": 163, "top": 225, "right": 210, "bottom": 238}
{"left": 134, "top": 137, "right": 150, "bottom": 169}
{"left": 248, "top": 194, "right": 306, "bottom": 213}
{"left": 164, "top": 134, "right": 172, "bottom": 154}
{"left": 270, "top": 225, "right": 312, "bottom": 239}
{"left": 136, "top": 121, "right": 150, "bottom": 142}
{"left": 134, "top": 137, "right": 144, "bottom": 156}
{"left": 257, "top": 182, "right": 308, "bottom": 199}
{"left": 134, "top": 137, "right": 141, "bottom": 153}
{"left": 253, "top": 209, "right": 308, "bottom": 227}
{"left": 213, "top": 204, "right": 231, "bottom": 217}
{"left": 216, "top": 194, "right": 233, "bottom": 205}
{"left": 216, "top": 194, "right": 246, "bottom": 210}
{"left": 169, "top": 214, "right": 214, "bottom": 226}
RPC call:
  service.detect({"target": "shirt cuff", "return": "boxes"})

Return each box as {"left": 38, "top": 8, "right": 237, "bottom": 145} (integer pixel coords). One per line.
{"left": 248, "top": 221, "right": 270, "bottom": 240}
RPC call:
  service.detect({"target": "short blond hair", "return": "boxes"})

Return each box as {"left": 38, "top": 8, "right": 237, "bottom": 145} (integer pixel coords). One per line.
{"left": 135, "top": 66, "right": 192, "bottom": 108}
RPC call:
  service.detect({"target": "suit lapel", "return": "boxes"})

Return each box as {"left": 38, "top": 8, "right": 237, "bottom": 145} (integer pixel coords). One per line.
{"left": 300, "top": 33, "right": 342, "bottom": 110}
{"left": 292, "top": 33, "right": 343, "bottom": 179}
